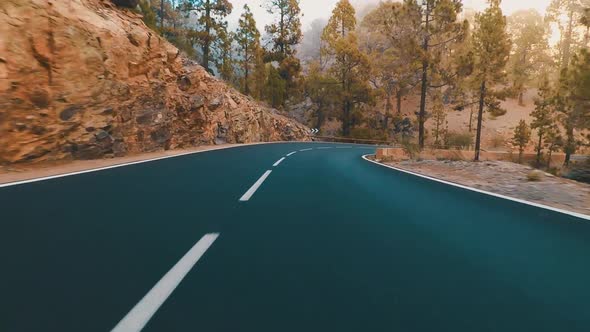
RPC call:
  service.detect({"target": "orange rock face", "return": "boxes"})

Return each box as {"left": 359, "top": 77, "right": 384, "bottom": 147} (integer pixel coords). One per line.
{"left": 0, "top": 0, "right": 309, "bottom": 163}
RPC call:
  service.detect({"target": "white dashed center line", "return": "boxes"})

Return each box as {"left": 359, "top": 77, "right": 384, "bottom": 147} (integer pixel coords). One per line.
{"left": 112, "top": 233, "right": 220, "bottom": 332}
{"left": 239, "top": 170, "right": 272, "bottom": 201}
{"left": 273, "top": 157, "right": 286, "bottom": 167}
{"left": 286, "top": 151, "right": 297, "bottom": 156}
{"left": 299, "top": 148, "right": 313, "bottom": 152}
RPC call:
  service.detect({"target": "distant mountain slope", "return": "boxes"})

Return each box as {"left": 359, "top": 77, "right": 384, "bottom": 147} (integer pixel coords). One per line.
{"left": 0, "top": 0, "right": 309, "bottom": 164}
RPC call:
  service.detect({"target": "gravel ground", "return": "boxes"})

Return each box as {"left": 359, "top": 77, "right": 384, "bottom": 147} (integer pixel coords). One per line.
{"left": 385, "top": 160, "right": 590, "bottom": 216}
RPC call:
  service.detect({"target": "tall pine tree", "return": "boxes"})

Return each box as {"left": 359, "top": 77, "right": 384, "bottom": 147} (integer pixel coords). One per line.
{"left": 507, "top": 9, "right": 551, "bottom": 105}
{"left": 264, "top": 0, "right": 303, "bottom": 104}
{"left": 361, "top": 1, "right": 421, "bottom": 119}
{"left": 264, "top": 0, "right": 302, "bottom": 61}
{"left": 235, "top": 4, "right": 262, "bottom": 96}
{"left": 546, "top": 0, "right": 590, "bottom": 70}
{"left": 180, "top": 0, "right": 233, "bottom": 73}
{"left": 471, "top": 0, "right": 511, "bottom": 161}
{"left": 411, "top": 0, "right": 467, "bottom": 148}
{"left": 559, "top": 48, "right": 590, "bottom": 164}
{"left": 322, "top": 0, "right": 372, "bottom": 136}
{"left": 512, "top": 119, "right": 531, "bottom": 163}
{"left": 531, "top": 77, "right": 556, "bottom": 166}
{"left": 217, "top": 22, "right": 235, "bottom": 83}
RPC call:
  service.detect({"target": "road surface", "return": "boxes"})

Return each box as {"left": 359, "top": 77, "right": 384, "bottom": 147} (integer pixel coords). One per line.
{"left": 1, "top": 142, "right": 589, "bottom": 332}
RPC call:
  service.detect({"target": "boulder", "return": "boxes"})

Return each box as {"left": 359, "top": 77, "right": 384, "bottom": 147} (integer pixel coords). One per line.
{"left": 190, "top": 95, "right": 205, "bottom": 111}
{"left": 209, "top": 97, "right": 222, "bottom": 110}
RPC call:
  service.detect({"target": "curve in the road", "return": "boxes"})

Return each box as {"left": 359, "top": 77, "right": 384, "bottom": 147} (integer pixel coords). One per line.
{"left": 362, "top": 154, "right": 590, "bottom": 221}
{"left": 1, "top": 142, "right": 589, "bottom": 332}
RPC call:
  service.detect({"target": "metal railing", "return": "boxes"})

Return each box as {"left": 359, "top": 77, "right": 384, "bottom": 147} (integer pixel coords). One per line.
{"left": 312, "top": 136, "right": 396, "bottom": 146}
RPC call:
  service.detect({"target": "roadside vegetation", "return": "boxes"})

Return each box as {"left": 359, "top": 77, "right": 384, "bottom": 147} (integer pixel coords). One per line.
{"left": 135, "top": 0, "right": 589, "bottom": 181}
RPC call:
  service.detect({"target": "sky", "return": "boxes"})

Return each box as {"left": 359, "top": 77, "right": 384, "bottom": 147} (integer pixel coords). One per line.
{"left": 227, "top": 0, "right": 554, "bottom": 32}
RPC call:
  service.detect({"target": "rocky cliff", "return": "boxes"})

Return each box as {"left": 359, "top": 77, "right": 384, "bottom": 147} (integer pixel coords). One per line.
{"left": 0, "top": 0, "right": 309, "bottom": 164}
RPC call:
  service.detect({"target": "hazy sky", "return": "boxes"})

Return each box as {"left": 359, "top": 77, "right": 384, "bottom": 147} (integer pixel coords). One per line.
{"left": 227, "top": 0, "right": 554, "bottom": 31}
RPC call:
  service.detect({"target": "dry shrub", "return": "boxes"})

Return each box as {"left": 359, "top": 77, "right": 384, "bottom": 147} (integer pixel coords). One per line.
{"left": 526, "top": 170, "right": 543, "bottom": 182}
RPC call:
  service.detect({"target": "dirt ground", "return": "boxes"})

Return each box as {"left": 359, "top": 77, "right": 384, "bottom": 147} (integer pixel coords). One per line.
{"left": 384, "top": 159, "right": 590, "bottom": 217}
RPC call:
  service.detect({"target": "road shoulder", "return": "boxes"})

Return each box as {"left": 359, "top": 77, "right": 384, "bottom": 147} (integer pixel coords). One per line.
{"left": 364, "top": 156, "right": 590, "bottom": 219}
{"left": 0, "top": 144, "right": 259, "bottom": 186}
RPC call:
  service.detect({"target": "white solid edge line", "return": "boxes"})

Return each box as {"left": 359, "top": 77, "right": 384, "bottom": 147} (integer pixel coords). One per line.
{"left": 0, "top": 142, "right": 277, "bottom": 189}
{"left": 0, "top": 142, "right": 379, "bottom": 189}
{"left": 299, "top": 148, "right": 313, "bottom": 152}
{"left": 362, "top": 155, "right": 590, "bottom": 221}
{"left": 111, "top": 233, "right": 220, "bottom": 332}
{"left": 286, "top": 151, "right": 297, "bottom": 156}
{"left": 239, "top": 170, "right": 272, "bottom": 201}
{"left": 273, "top": 157, "right": 286, "bottom": 167}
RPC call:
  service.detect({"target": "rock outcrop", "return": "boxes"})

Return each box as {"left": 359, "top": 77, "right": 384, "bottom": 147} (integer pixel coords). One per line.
{"left": 0, "top": 0, "right": 309, "bottom": 164}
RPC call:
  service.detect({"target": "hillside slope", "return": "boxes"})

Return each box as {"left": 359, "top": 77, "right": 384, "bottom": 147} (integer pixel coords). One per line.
{"left": 0, "top": 0, "right": 309, "bottom": 164}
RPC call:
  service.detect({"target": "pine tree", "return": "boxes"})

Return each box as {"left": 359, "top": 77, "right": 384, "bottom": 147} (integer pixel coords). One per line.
{"left": 512, "top": 119, "right": 531, "bottom": 163}
{"left": 361, "top": 1, "right": 421, "bottom": 119}
{"left": 264, "top": 0, "right": 302, "bottom": 61}
{"left": 139, "top": 0, "right": 159, "bottom": 31}
{"left": 531, "top": 77, "right": 556, "bottom": 166}
{"left": 411, "top": 0, "right": 467, "bottom": 148}
{"left": 471, "top": 0, "right": 511, "bottom": 161}
{"left": 546, "top": 0, "right": 590, "bottom": 70}
{"left": 253, "top": 49, "right": 267, "bottom": 100}
{"left": 322, "top": 0, "right": 372, "bottom": 137}
{"left": 180, "top": 0, "right": 233, "bottom": 73}
{"left": 559, "top": 48, "right": 590, "bottom": 164}
{"left": 304, "top": 61, "right": 340, "bottom": 129}
{"left": 235, "top": 4, "right": 261, "bottom": 96}
{"left": 217, "top": 22, "right": 234, "bottom": 83}
{"left": 507, "top": 9, "right": 551, "bottom": 105}
{"left": 278, "top": 56, "right": 302, "bottom": 101}
{"left": 264, "top": 0, "right": 303, "bottom": 104}
{"left": 265, "top": 67, "right": 287, "bottom": 108}
{"left": 431, "top": 96, "right": 447, "bottom": 148}
{"left": 544, "top": 125, "right": 564, "bottom": 168}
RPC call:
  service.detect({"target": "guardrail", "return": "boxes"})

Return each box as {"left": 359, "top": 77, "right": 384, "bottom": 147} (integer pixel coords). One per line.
{"left": 312, "top": 136, "right": 396, "bottom": 146}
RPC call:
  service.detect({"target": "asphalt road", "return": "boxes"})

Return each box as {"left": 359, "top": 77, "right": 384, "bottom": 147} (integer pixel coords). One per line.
{"left": 1, "top": 142, "right": 589, "bottom": 332}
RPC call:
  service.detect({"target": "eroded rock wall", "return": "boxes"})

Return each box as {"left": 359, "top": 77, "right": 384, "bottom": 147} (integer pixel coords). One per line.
{"left": 0, "top": 0, "right": 309, "bottom": 163}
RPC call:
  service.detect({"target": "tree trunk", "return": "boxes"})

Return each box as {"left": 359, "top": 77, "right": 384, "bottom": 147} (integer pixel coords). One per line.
{"left": 564, "top": 125, "right": 575, "bottom": 165}
{"left": 202, "top": 1, "right": 211, "bottom": 73}
{"left": 547, "top": 149, "right": 553, "bottom": 169}
{"left": 244, "top": 46, "right": 250, "bottom": 95}
{"left": 385, "top": 95, "right": 393, "bottom": 114}
{"left": 280, "top": 10, "right": 285, "bottom": 57}
{"left": 418, "top": 5, "right": 430, "bottom": 149}
{"left": 561, "top": 8, "right": 574, "bottom": 71}
{"left": 342, "top": 101, "right": 351, "bottom": 136}
{"left": 518, "top": 51, "right": 527, "bottom": 106}
{"left": 383, "top": 93, "right": 393, "bottom": 130}
{"left": 434, "top": 120, "right": 440, "bottom": 147}
{"left": 316, "top": 105, "right": 324, "bottom": 130}
{"left": 474, "top": 80, "right": 486, "bottom": 161}
{"left": 468, "top": 105, "right": 474, "bottom": 132}
{"left": 396, "top": 91, "right": 402, "bottom": 115}
{"left": 160, "top": 0, "right": 164, "bottom": 30}
{"left": 535, "top": 132, "right": 543, "bottom": 167}
{"left": 418, "top": 61, "right": 428, "bottom": 148}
